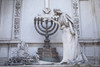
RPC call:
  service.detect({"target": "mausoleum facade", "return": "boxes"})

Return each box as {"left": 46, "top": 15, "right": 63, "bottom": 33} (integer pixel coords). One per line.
{"left": 0, "top": 0, "right": 100, "bottom": 65}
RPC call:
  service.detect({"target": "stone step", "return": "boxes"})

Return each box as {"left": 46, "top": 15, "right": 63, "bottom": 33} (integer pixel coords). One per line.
{"left": 0, "top": 65, "right": 99, "bottom": 67}
{"left": 37, "top": 48, "right": 60, "bottom": 62}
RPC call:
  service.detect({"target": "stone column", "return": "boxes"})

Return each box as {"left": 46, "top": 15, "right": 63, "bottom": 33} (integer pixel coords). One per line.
{"left": 72, "top": 0, "right": 80, "bottom": 38}
{"left": 12, "top": 0, "right": 23, "bottom": 40}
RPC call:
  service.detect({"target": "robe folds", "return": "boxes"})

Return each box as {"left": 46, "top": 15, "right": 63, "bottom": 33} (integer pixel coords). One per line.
{"left": 58, "top": 13, "right": 88, "bottom": 64}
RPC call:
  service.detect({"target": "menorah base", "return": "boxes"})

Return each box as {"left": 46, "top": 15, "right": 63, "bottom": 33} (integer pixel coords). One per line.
{"left": 37, "top": 48, "right": 60, "bottom": 62}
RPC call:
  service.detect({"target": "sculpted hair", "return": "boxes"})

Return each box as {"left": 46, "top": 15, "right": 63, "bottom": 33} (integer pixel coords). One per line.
{"left": 53, "top": 9, "right": 62, "bottom": 15}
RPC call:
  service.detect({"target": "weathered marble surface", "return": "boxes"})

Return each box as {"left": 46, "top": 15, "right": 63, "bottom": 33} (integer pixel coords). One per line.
{"left": 0, "top": 65, "right": 100, "bottom": 67}
{"left": 0, "top": 0, "right": 100, "bottom": 66}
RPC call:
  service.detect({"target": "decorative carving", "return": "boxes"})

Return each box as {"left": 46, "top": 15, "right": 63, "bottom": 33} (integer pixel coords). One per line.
{"left": 73, "top": 1, "right": 78, "bottom": 17}
{"left": 15, "top": 0, "right": 22, "bottom": 17}
{"left": 5, "top": 42, "right": 40, "bottom": 65}
{"left": 43, "top": 8, "right": 51, "bottom": 14}
{"left": 13, "top": 0, "right": 22, "bottom": 40}
{"left": 72, "top": 0, "right": 80, "bottom": 37}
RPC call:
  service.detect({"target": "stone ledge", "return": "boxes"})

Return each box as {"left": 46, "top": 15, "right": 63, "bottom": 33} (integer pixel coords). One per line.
{"left": 0, "top": 39, "right": 100, "bottom": 44}
{"left": 0, "top": 65, "right": 100, "bottom": 67}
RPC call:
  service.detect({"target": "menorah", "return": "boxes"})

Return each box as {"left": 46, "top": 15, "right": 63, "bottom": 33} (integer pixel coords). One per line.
{"left": 34, "top": 17, "right": 58, "bottom": 48}
{"left": 34, "top": 16, "right": 60, "bottom": 62}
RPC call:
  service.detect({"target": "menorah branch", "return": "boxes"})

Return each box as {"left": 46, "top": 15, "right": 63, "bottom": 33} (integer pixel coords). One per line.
{"left": 34, "top": 17, "right": 59, "bottom": 48}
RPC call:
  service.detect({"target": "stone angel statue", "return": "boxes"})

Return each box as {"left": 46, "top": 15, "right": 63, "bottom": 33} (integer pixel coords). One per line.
{"left": 50, "top": 9, "right": 88, "bottom": 65}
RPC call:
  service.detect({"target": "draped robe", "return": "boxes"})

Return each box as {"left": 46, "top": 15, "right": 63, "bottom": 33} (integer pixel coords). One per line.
{"left": 58, "top": 13, "right": 88, "bottom": 64}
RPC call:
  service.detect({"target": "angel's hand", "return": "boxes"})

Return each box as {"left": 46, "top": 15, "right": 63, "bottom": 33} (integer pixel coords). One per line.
{"left": 71, "top": 31, "right": 75, "bottom": 36}
{"left": 50, "top": 17, "right": 54, "bottom": 21}
{"left": 51, "top": 17, "right": 53, "bottom": 19}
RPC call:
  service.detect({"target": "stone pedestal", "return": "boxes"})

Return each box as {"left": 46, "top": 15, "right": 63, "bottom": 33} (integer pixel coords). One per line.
{"left": 37, "top": 48, "right": 60, "bottom": 62}
{"left": 1, "top": 65, "right": 98, "bottom": 67}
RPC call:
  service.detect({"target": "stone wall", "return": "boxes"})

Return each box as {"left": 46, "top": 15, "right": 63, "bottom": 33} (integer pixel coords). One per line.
{"left": 0, "top": 42, "right": 100, "bottom": 65}
{"left": 0, "top": 0, "right": 13, "bottom": 40}
{"left": 0, "top": 0, "right": 100, "bottom": 65}
{"left": 0, "top": 0, "right": 99, "bottom": 42}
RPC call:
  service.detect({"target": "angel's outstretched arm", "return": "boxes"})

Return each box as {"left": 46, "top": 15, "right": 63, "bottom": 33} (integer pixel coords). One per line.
{"left": 51, "top": 18, "right": 61, "bottom": 28}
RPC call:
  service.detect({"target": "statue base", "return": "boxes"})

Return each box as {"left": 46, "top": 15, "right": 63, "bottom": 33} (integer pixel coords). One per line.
{"left": 2, "top": 65, "right": 98, "bottom": 67}
{"left": 37, "top": 48, "right": 60, "bottom": 62}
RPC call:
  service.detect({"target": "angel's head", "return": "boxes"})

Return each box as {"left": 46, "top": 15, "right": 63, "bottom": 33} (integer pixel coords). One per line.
{"left": 53, "top": 9, "right": 62, "bottom": 16}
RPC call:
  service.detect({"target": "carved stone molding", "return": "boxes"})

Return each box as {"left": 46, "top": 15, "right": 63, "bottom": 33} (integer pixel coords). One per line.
{"left": 72, "top": 0, "right": 80, "bottom": 37}
{"left": 12, "top": 0, "right": 22, "bottom": 40}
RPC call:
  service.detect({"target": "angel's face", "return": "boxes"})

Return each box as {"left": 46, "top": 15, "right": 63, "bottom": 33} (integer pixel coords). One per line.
{"left": 54, "top": 11, "right": 58, "bottom": 16}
